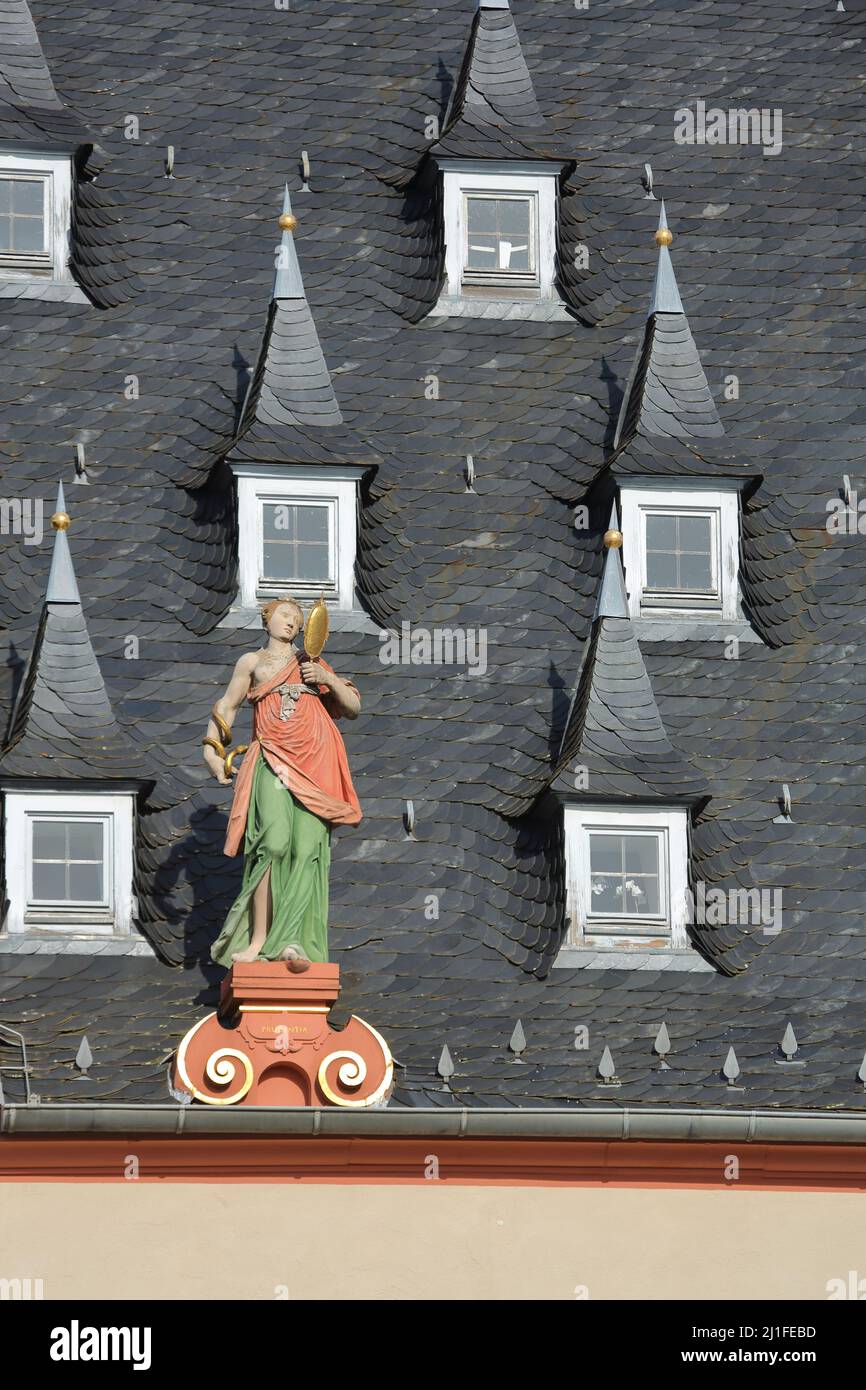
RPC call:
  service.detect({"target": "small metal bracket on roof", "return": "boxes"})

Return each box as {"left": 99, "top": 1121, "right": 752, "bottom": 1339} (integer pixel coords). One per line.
{"left": 164, "top": 145, "right": 175, "bottom": 178}
{"left": 403, "top": 799, "right": 417, "bottom": 840}
{"left": 508, "top": 1020, "right": 526, "bottom": 1063}
{"left": 653, "top": 1021, "right": 671, "bottom": 1070}
{"left": 773, "top": 783, "right": 793, "bottom": 824}
{"left": 837, "top": 1, "right": 846, "bottom": 12}
{"left": 464, "top": 454, "right": 476, "bottom": 493}
{"left": 300, "top": 150, "right": 311, "bottom": 193}
{"left": 776, "top": 1021, "right": 805, "bottom": 1068}
{"left": 842, "top": 474, "right": 853, "bottom": 506}
{"left": 642, "top": 163, "right": 656, "bottom": 199}
{"left": 597, "top": 1045, "right": 620, "bottom": 1086}
{"left": 858, "top": 1051, "right": 866, "bottom": 1090}
{"left": 74, "top": 442, "right": 88, "bottom": 483}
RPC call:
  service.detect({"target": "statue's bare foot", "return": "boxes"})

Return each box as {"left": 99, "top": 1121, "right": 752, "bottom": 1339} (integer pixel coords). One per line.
{"left": 232, "top": 944, "right": 263, "bottom": 964}
{"left": 280, "top": 945, "right": 311, "bottom": 973}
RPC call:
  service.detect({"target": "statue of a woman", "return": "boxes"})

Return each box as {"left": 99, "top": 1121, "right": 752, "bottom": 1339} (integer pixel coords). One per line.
{"left": 202, "top": 598, "right": 362, "bottom": 970}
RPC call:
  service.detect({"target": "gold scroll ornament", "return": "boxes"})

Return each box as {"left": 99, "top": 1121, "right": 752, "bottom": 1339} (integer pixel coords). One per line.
{"left": 224, "top": 596, "right": 329, "bottom": 777}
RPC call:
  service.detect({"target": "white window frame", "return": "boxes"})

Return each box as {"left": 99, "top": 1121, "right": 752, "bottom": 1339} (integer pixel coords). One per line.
{"left": 564, "top": 805, "right": 689, "bottom": 949}
{"left": 620, "top": 481, "right": 742, "bottom": 621}
{"left": 0, "top": 151, "right": 73, "bottom": 281}
{"left": 440, "top": 161, "right": 558, "bottom": 300}
{"left": 234, "top": 464, "right": 359, "bottom": 612}
{"left": 3, "top": 791, "right": 135, "bottom": 936}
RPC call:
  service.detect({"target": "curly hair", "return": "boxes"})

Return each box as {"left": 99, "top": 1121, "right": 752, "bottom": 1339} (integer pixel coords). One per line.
{"left": 260, "top": 597, "right": 304, "bottom": 630}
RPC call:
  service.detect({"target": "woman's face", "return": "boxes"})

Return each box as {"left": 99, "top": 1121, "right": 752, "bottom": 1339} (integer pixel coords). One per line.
{"left": 267, "top": 603, "right": 303, "bottom": 642}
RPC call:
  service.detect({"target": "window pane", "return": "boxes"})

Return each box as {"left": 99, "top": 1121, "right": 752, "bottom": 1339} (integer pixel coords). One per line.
{"left": 589, "top": 834, "right": 622, "bottom": 873}
{"left": 262, "top": 504, "right": 291, "bottom": 539}
{"left": 11, "top": 179, "right": 43, "bottom": 216}
{"left": 33, "top": 862, "right": 67, "bottom": 900}
{"left": 645, "top": 513, "right": 678, "bottom": 552}
{"left": 262, "top": 540, "right": 294, "bottom": 579}
{"left": 69, "top": 862, "right": 104, "bottom": 902}
{"left": 678, "top": 548, "right": 713, "bottom": 592}
{"left": 466, "top": 234, "right": 497, "bottom": 270}
{"left": 10, "top": 215, "right": 44, "bottom": 253}
{"left": 623, "top": 835, "right": 659, "bottom": 874}
{"left": 646, "top": 551, "right": 678, "bottom": 590}
{"left": 589, "top": 874, "right": 621, "bottom": 915}
{"left": 295, "top": 506, "right": 329, "bottom": 542}
{"left": 295, "top": 543, "right": 330, "bottom": 580}
{"left": 0, "top": 215, "right": 12, "bottom": 251}
{"left": 67, "top": 821, "right": 104, "bottom": 861}
{"left": 0, "top": 181, "right": 10, "bottom": 213}
{"left": 33, "top": 820, "right": 67, "bottom": 859}
{"left": 678, "top": 514, "right": 712, "bottom": 552}
{"left": 498, "top": 199, "right": 530, "bottom": 236}
{"left": 467, "top": 198, "right": 497, "bottom": 233}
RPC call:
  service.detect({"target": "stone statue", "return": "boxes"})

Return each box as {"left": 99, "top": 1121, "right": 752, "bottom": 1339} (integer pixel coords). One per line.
{"left": 202, "top": 598, "right": 361, "bottom": 970}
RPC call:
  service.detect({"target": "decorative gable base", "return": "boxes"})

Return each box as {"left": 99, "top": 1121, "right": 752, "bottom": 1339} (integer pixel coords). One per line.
{"left": 172, "top": 963, "right": 393, "bottom": 1109}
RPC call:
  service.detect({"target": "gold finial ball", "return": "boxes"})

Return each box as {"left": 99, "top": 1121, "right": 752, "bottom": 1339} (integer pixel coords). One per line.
{"left": 278, "top": 212, "right": 298, "bottom": 232}
{"left": 51, "top": 510, "right": 71, "bottom": 532}
{"left": 603, "top": 529, "right": 623, "bottom": 549}
{"left": 655, "top": 227, "right": 673, "bottom": 248}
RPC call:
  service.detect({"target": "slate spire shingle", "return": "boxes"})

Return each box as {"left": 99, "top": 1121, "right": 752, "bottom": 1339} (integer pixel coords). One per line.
{"left": 0, "top": 0, "right": 86, "bottom": 148}
{"left": 613, "top": 202, "right": 723, "bottom": 450}
{"left": 431, "top": 0, "right": 556, "bottom": 160}
{"left": 552, "top": 508, "right": 707, "bottom": 804}
{"left": 228, "top": 187, "right": 378, "bottom": 470}
{"left": 0, "top": 484, "right": 145, "bottom": 781}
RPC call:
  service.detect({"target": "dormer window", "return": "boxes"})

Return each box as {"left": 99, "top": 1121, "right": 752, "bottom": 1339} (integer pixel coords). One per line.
{"left": 564, "top": 805, "right": 689, "bottom": 949}
{"left": 235, "top": 465, "right": 359, "bottom": 611}
{"left": 620, "top": 482, "right": 741, "bottom": 621}
{"left": 439, "top": 162, "right": 558, "bottom": 301}
{"left": 3, "top": 790, "right": 135, "bottom": 936}
{"left": 0, "top": 152, "right": 73, "bottom": 281}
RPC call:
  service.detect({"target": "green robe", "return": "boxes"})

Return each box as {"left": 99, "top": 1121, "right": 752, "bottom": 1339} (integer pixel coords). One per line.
{"left": 211, "top": 756, "right": 331, "bottom": 966}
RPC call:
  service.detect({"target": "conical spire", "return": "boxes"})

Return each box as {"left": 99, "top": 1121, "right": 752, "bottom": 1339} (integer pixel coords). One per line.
{"left": 1, "top": 487, "right": 144, "bottom": 780}
{"left": 229, "top": 190, "right": 378, "bottom": 471}
{"left": 0, "top": 2, "right": 87, "bottom": 149}
{"left": 613, "top": 203, "right": 723, "bottom": 450}
{"left": 553, "top": 512, "right": 707, "bottom": 804}
{"left": 272, "top": 185, "right": 304, "bottom": 301}
{"left": 431, "top": 0, "right": 555, "bottom": 160}
{"left": 45, "top": 482, "right": 80, "bottom": 604}
{"left": 647, "top": 202, "right": 683, "bottom": 316}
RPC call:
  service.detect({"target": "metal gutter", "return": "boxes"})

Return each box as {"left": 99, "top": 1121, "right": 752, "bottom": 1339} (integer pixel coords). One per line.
{"left": 2, "top": 1103, "right": 866, "bottom": 1145}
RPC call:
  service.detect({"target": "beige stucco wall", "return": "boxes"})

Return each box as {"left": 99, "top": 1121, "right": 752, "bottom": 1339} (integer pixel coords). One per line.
{"left": 0, "top": 1183, "right": 860, "bottom": 1300}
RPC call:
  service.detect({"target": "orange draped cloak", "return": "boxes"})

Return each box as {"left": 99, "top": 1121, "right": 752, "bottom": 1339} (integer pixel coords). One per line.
{"left": 224, "top": 655, "right": 362, "bottom": 856}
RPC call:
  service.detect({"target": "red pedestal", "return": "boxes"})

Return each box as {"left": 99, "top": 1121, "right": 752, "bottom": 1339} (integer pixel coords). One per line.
{"left": 172, "top": 963, "right": 393, "bottom": 1108}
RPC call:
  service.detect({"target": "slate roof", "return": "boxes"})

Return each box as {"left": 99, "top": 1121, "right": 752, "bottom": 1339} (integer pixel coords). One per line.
{"left": 1, "top": 0, "right": 866, "bottom": 1110}
{"left": 552, "top": 512, "right": 708, "bottom": 805}
{"left": 1, "top": 486, "right": 148, "bottom": 782}
{"left": 228, "top": 188, "right": 380, "bottom": 471}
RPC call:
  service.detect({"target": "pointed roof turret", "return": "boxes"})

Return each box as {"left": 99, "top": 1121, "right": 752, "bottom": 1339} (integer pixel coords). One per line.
{"left": 431, "top": 0, "right": 562, "bottom": 161}
{"left": 613, "top": 203, "right": 723, "bottom": 451}
{"left": 0, "top": 2, "right": 86, "bottom": 149}
{"left": 0, "top": 486, "right": 146, "bottom": 781}
{"left": 228, "top": 190, "right": 379, "bottom": 471}
{"left": 552, "top": 511, "right": 707, "bottom": 805}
